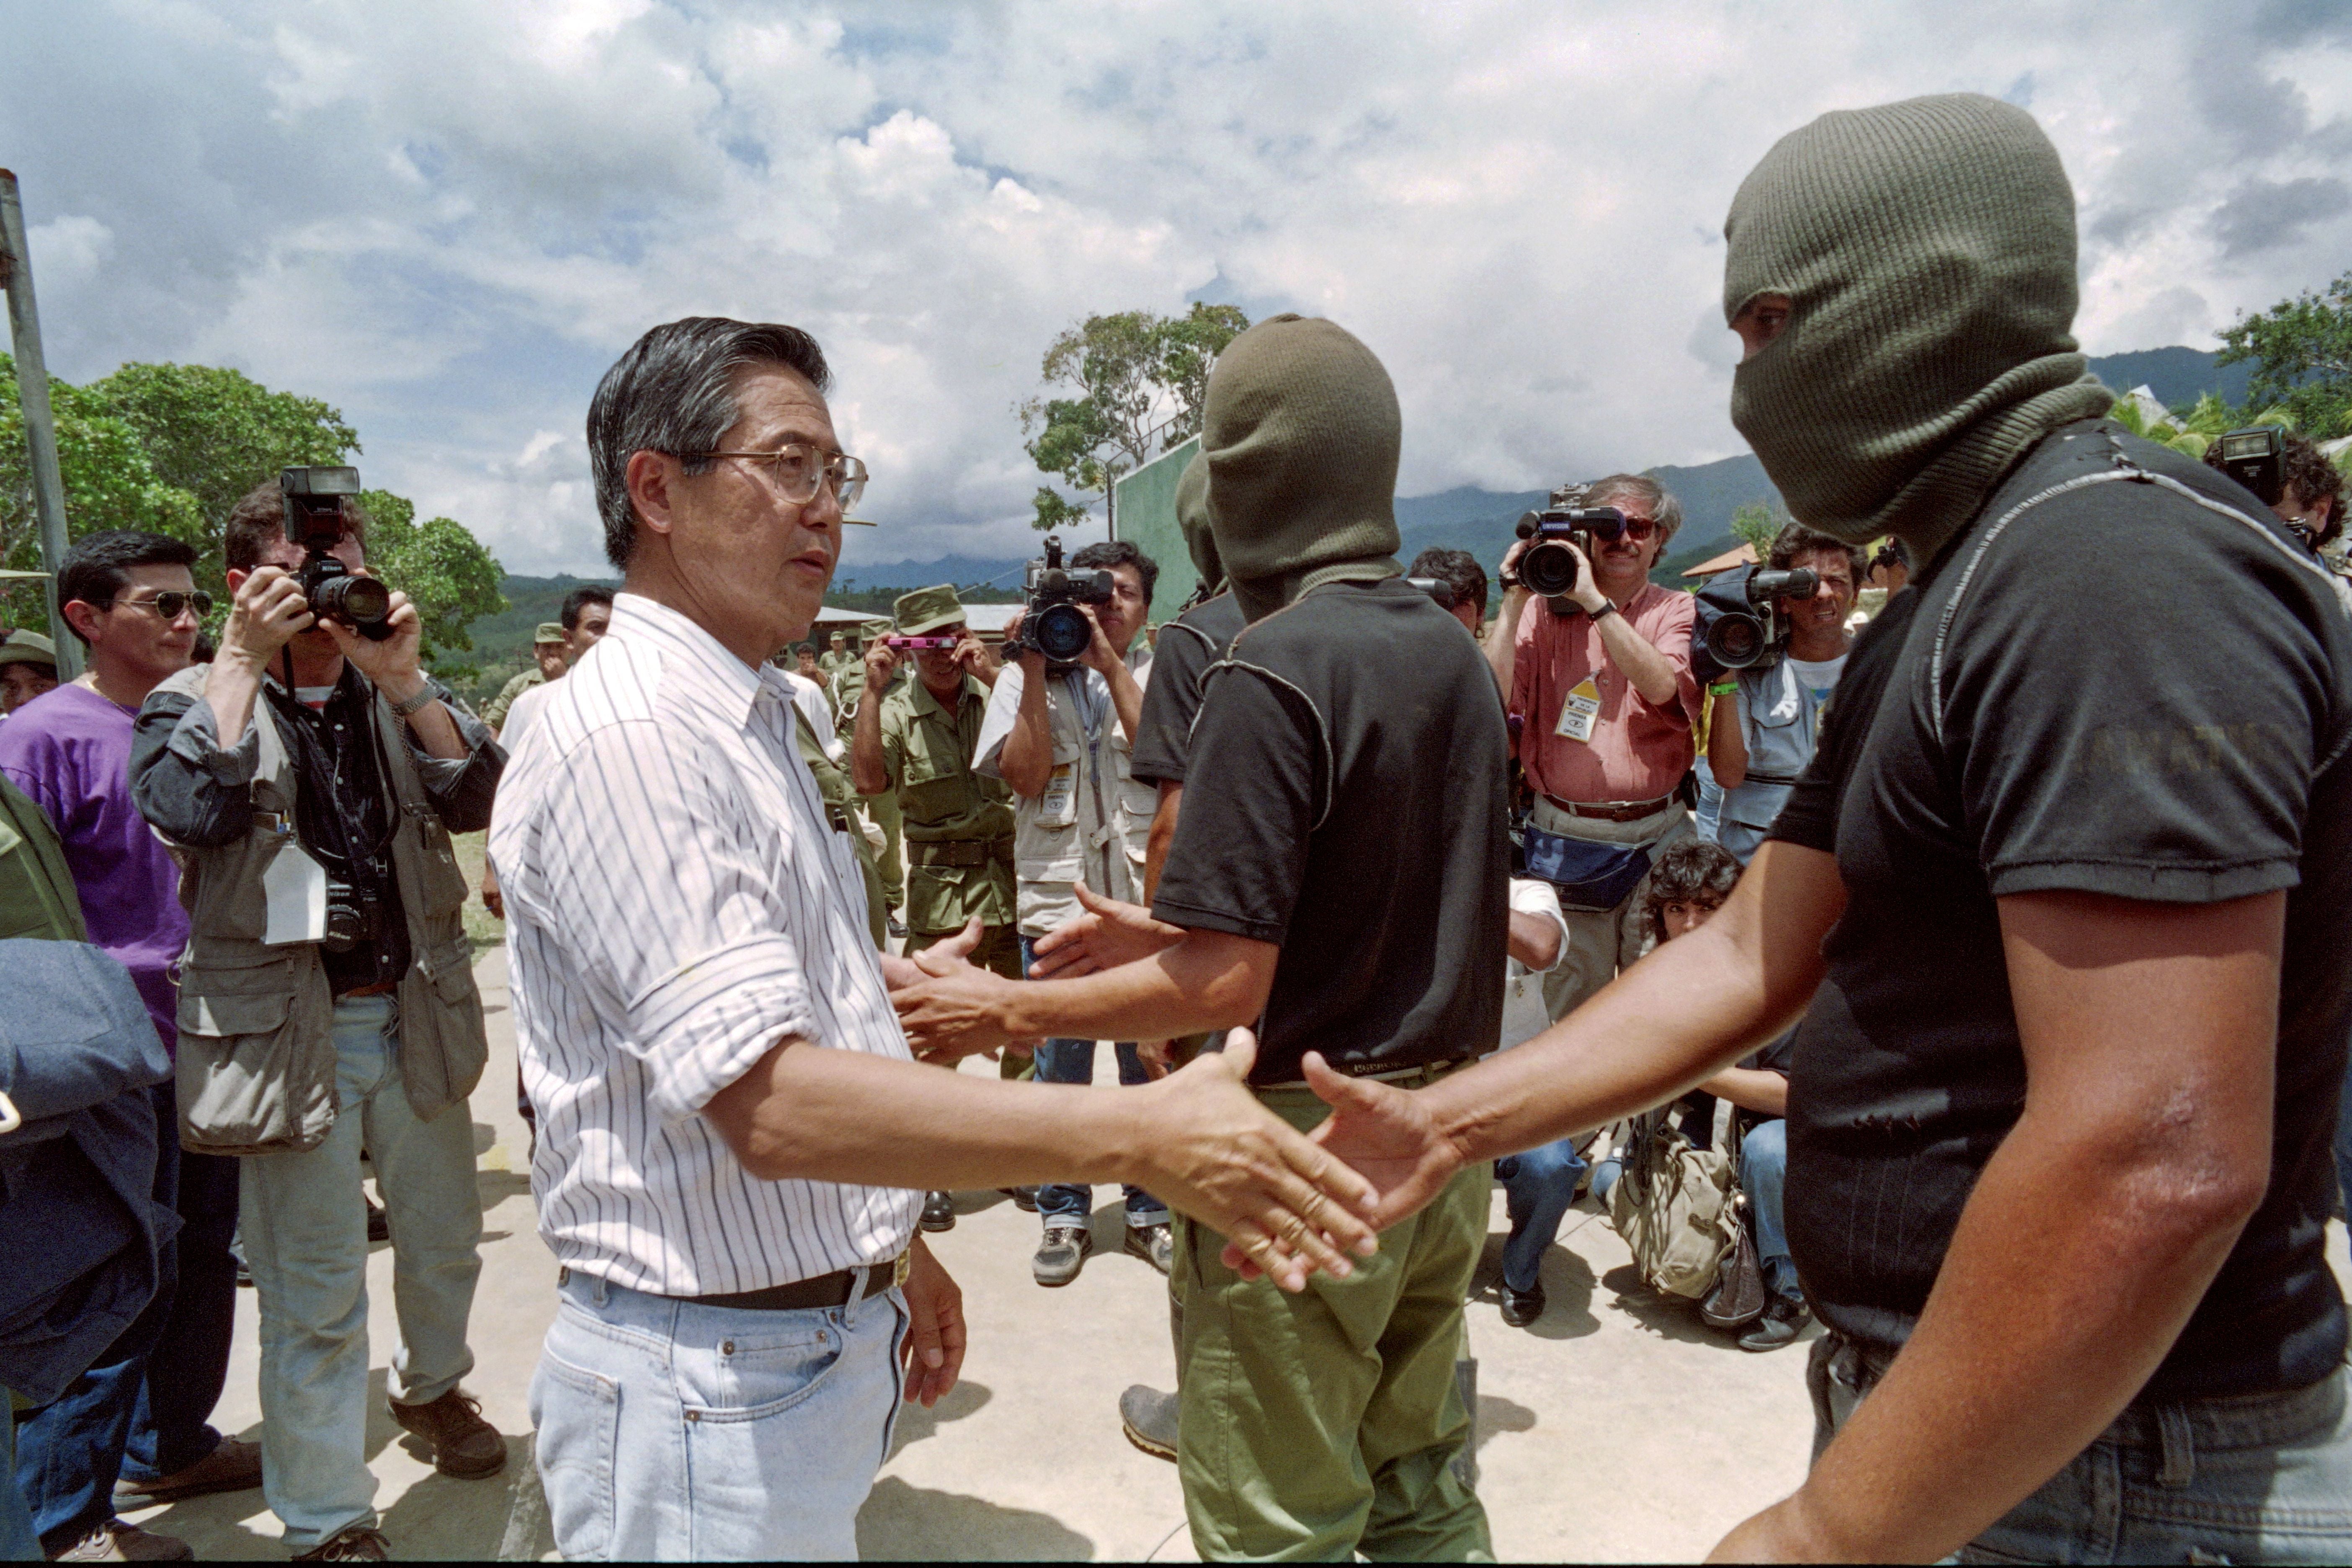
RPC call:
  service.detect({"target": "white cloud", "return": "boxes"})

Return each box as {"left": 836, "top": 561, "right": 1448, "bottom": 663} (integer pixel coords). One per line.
{"left": 3, "top": 1, "right": 2347, "bottom": 575}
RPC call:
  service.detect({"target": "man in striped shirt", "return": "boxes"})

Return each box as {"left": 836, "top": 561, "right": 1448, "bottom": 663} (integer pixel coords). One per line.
{"left": 490, "top": 317, "right": 1381, "bottom": 1562}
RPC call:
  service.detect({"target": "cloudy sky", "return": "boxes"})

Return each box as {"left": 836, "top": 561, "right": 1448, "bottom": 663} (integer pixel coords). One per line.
{"left": 5, "top": 1, "right": 2348, "bottom": 576}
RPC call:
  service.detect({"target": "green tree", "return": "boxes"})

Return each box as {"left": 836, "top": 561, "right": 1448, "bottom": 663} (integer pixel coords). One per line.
{"left": 1018, "top": 302, "right": 1249, "bottom": 530}
{"left": 1728, "top": 500, "right": 1786, "bottom": 555}
{"left": 357, "top": 490, "right": 508, "bottom": 681}
{"left": 2217, "top": 271, "right": 2352, "bottom": 437}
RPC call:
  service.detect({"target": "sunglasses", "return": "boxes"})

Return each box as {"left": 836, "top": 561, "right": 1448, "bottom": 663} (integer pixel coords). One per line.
{"left": 103, "top": 591, "right": 214, "bottom": 622}
{"left": 1584, "top": 511, "right": 1658, "bottom": 543}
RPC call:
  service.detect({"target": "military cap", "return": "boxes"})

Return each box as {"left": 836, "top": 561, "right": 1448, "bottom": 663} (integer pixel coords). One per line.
{"left": 861, "top": 617, "right": 894, "bottom": 640}
{"left": 891, "top": 584, "right": 965, "bottom": 637}
{"left": 0, "top": 630, "right": 58, "bottom": 669}
{"left": 533, "top": 622, "right": 566, "bottom": 645}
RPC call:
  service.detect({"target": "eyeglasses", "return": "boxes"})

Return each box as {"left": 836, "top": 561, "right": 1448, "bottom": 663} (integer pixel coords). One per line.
{"left": 101, "top": 591, "right": 213, "bottom": 622}
{"left": 1586, "top": 512, "right": 1658, "bottom": 543}
{"left": 685, "top": 444, "right": 868, "bottom": 511}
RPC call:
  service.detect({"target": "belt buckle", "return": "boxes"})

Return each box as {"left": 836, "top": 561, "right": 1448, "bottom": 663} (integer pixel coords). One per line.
{"left": 891, "top": 1251, "right": 912, "bottom": 1290}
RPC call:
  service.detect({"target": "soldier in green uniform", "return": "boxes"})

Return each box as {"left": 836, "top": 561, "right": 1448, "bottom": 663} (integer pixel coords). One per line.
{"left": 481, "top": 623, "right": 567, "bottom": 733}
{"left": 836, "top": 616, "right": 906, "bottom": 928}
{"left": 789, "top": 691, "right": 890, "bottom": 950}
{"left": 817, "top": 628, "right": 858, "bottom": 691}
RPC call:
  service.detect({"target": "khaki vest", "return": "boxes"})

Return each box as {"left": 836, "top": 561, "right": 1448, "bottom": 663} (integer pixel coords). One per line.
{"left": 153, "top": 665, "right": 488, "bottom": 1156}
{"left": 1009, "top": 657, "right": 1155, "bottom": 935}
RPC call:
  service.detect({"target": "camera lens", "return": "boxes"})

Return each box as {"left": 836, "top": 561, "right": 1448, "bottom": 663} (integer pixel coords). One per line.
{"left": 312, "top": 573, "right": 392, "bottom": 629}
{"left": 1521, "top": 542, "right": 1580, "bottom": 599}
{"left": 1032, "top": 602, "right": 1094, "bottom": 663}
{"left": 1707, "top": 613, "right": 1767, "bottom": 669}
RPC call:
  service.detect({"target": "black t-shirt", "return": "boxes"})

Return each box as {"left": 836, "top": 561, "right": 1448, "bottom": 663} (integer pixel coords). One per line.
{"left": 1153, "top": 579, "right": 1509, "bottom": 1086}
{"left": 1130, "top": 591, "right": 1248, "bottom": 786}
{"left": 1768, "top": 420, "right": 2352, "bottom": 1401}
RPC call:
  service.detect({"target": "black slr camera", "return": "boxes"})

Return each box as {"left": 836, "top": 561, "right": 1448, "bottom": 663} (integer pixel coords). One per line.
{"left": 320, "top": 876, "right": 387, "bottom": 954}
{"left": 1514, "top": 506, "right": 1624, "bottom": 600}
{"left": 281, "top": 467, "right": 394, "bottom": 640}
{"left": 1693, "top": 562, "right": 1820, "bottom": 673}
{"left": 2214, "top": 426, "right": 2286, "bottom": 508}
{"left": 1018, "top": 535, "right": 1114, "bottom": 666}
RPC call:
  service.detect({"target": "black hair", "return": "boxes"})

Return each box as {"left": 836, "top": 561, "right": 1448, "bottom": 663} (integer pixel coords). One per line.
{"left": 560, "top": 584, "right": 616, "bottom": 633}
{"left": 1070, "top": 539, "right": 1160, "bottom": 606}
{"left": 587, "top": 317, "right": 833, "bottom": 572}
{"left": 1767, "top": 521, "right": 1866, "bottom": 579}
{"left": 57, "top": 531, "right": 199, "bottom": 645}
{"left": 223, "top": 479, "right": 369, "bottom": 574}
{"left": 1643, "top": 839, "right": 1743, "bottom": 944}
{"left": 1408, "top": 546, "right": 1488, "bottom": 621}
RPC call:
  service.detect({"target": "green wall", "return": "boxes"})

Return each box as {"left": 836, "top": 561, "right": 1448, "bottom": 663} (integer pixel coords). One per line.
{"left": 1111, "top": 435, "right": 1201, "bottom": 625}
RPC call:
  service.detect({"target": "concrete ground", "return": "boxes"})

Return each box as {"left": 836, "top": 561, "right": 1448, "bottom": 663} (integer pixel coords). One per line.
{"left": 124, "top": 949, "right": 2352, "bottom": 1561}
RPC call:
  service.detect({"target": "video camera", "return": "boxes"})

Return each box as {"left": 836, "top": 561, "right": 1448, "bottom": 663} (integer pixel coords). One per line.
{"left": 1018, "top": 535, "right": 1114, "bottom": 666}
{"left": 1513, "top": 507, "right": 1625, "bottom": 600}
{"left": 1692, "top": 562, "right": 1819, "bottom": 675}
{"left": 1405, "top": 576, "right": 1457, "bottom": 611}
{"left": 280, "top": 467, "right": 393, "bottom": 641}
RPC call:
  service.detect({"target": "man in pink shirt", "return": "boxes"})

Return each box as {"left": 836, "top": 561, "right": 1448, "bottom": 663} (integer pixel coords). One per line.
{"left": 1496, "top": 473, "right": 1701, "bottom": 1024}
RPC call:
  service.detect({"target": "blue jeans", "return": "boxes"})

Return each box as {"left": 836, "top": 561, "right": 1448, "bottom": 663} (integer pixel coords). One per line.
{"left": 532, "top": 1269, "right": 907, "bottom": 1560}
{"left": 1019, "top": 936, "right": 1167, "bottom": 1231}
{"left": 1493, "top": 1139, "right": 1585, "bottom": 1293}
{"left": 1812, "top": 1339, "right": 2352, "bottom": 1561}
{"left": 121, "top": 1147, "right": 239, "bottom": 1483}
{"left": 240, "top": 995, "right": 485, "bottom": 1550}
{"left": 12, "top": 1083, "right": 177, "bottom": 1553}
{"left": 1693, "top": 756, "right": 1723, "bottom": 843}
{"left": 1739, "top": 1117, "right": 1799, "bottom": 1302}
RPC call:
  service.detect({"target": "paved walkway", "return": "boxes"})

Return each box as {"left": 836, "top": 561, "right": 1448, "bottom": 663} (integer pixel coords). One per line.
{"left": 124, "top": 948, "right": 2352, "bottom": 1560}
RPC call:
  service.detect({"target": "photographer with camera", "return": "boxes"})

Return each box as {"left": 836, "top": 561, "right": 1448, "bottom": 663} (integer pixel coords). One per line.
{"left": 972, "top": 537, "right": 1165, "bottom": 1284}
{"left": 1705, "top": 521, "right": 1860, "bottom": 864}
{"left": 1499, "top": 473, "right": 1701, "bottom": 1024}
{"left": 2206, "top": 426, "right": 2343, "bottom": 558}
{"left": 129, "top": 474, "right": 506, "bottom": 1560}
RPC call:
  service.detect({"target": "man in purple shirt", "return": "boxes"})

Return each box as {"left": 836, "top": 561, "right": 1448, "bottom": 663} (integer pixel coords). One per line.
{"left": 0, "top": 531, "right": 260, "bottom": 1562}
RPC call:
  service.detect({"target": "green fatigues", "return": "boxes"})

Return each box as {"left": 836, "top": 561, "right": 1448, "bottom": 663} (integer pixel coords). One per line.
{"left": 482, "top": 666, "right": 544, "bottom": 732}
{"left": 0, "top": 773, "right": 87, "bottom": 941}
{"left": 818, "top": 650, "right": 859, "bottom": 693}
{"left": 838, "top": 663, "right": 907, "bottom": 912}
{"left": 792, "top": 709, "right": 889, "bottom": 949}
{"left": 1175, "top": 1085, "right": 1493, "bottom": 1563}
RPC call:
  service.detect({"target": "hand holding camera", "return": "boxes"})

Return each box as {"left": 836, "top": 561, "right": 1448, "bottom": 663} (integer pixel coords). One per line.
{"left": 1017, "top": 536, "right": 1117, "bottom": 669}
{"left": 1513, "top": 508, "right": 1624, "bottom": 613}
{"left": 864, "top": 636, "right": 903, "bottom": 684}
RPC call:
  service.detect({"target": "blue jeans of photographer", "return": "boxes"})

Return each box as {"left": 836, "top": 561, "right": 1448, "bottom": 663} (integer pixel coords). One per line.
{"left": 1019, "top": 936, "right": 1168, "bottom": 1232}
{"left": 1493, "top": 1139, "right": 1586, "bottom": 1294}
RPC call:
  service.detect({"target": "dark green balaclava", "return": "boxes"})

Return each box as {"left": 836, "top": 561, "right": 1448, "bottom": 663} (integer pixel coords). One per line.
{"left": 1174, "top": 449, "right": 1222, "bottom": 595}
{"left": 1202, "top": 314, "right": 1402, "bottom": 622}
{"left": 1724, "top": 93, "right": 2114, "bottom": 564}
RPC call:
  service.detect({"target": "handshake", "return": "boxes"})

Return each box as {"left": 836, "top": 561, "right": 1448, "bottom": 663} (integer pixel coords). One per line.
{"left": 884, "top": 888, "right": 1466, "bottom": 1290}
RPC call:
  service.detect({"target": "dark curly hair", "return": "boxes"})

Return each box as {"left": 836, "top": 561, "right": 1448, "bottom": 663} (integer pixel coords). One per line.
{"left": 2203, "top": 429, "right": 2344, "bottom": 548}
{"left": 1767, "top": 521, "right": 1866, "bottom": 580}
{"left": 1643, "top": 839, "right": 1743, "bottom": 943}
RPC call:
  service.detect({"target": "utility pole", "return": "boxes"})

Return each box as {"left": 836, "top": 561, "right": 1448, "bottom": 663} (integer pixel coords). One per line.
{"left": 0, "top": 170, "right": 81, "bottom": 678}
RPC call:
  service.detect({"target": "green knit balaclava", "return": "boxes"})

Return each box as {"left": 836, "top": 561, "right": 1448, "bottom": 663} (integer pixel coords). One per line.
{"left": 1202, "top": 314, "right": 1402, "bottom": 622}
{"left": 1724, "top": 93, "right": 2114, "bottom": 563}
{"left": 1174, "top": 449, "right": 1222, "bottom": 594}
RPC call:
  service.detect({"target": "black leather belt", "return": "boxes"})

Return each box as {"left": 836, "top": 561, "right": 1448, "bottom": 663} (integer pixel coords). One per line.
{"left": 562, "top": 1254, "right": 908, "bottom": 1311}
{"left": 1543, "top": 793, "right": 1675, "bottom": 823}
{"left": 909, "top": 836, "right": 1014, "bottom": 869}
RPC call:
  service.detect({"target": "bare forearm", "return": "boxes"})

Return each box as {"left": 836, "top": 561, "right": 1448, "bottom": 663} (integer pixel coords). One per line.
{"left": 1104, "top": 660, "right": 1145, "bottom": 745}
{"left": 1000, "top": 678, "right": 1054, "bottom": 798}
{"left": 201, "top": 656, "right": 266, "bottom": 751}
{"left": 1596, "top": 611, "right": 1680, "bottom": 707}
{"left": 1785, "top": 1118, "right": 2257, "bottom": 1560}
{"left": 1695, "top": 1065, "right": 1784, "bottom": 1117}
{"left": 1425, "top": 843, "right": 1839, "bottom": 1160}
{"left": 1145, "top": 783, "right": 1182, "bottom": 900}
{"left": 711, "top": 1040, "right": 1144, "bottom": 1189}
{"left": 1001, "top": 933, "right": 1268, "bottom": 1044}
{"left": 376, "top": 673, "right": 467, "bottom": 760}
{"left": 850, "top": 697, "right": 889, "bottom": 796}
{"left": 1706, "top": 692, "right": 1747, "bottom": 787}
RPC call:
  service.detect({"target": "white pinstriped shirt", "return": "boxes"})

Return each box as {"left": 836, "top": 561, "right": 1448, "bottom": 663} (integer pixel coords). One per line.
{"left": 489, "top": 593, "right": 919, "bottom": 1296}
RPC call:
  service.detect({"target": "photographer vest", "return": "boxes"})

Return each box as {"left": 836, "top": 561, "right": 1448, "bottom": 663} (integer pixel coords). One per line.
{"left": 152, "top": 664, "right": 488, "bottom": 1156}
{"left": 1008, "top": 655, "right": 1155, "bottom": 937}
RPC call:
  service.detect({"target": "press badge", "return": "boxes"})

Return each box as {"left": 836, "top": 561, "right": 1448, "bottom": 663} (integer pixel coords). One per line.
{"left": 262, "top": 839, "right": 328, "bottom": 945}
{"left": 1555, "top": 677, "right": 1602, "bottom": 744}
{"left": 1040, "top": 763, "right": 1078, "bottom": 825}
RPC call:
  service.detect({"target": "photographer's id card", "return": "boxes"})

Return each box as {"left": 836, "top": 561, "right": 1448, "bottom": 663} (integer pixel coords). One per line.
{"left": 262, "top": 840, "right": 329, "bottom": 945}
{"left": 1041, "top": 763, "right": 1078, "bottom": 826}
{"left": 1555, "top": 677, "right": 1602, "bottom": 744}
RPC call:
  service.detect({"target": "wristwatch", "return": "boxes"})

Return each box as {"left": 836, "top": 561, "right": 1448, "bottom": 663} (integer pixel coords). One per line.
{"left": 389, "top": 683, "right": 438, "bottom": 719}
{"left": 1587, "top": 598, "right": 1619, "bottom": 622}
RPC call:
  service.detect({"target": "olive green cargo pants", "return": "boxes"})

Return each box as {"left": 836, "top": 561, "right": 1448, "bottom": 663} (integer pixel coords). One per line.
{"left": 1174, "top": 1086, "right": 1492, "bottom": 1562}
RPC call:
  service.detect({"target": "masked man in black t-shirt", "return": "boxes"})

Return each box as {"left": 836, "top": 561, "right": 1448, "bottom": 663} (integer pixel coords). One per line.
{"left": 898, "top": 316, "right": 1509, "bottom": 1560}
{"left": 1293, "top": 95, "right": 2352, "bottom": 1563}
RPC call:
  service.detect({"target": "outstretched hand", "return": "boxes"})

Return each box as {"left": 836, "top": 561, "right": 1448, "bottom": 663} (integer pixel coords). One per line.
{"left": 878, "top": 917, "right": 984, "bottom": 993}
{"left": 1138, "top": 1029, "right": 1384, "bottom": 1293}
{"left": 1028, "top": 882, "right": 1182, "bottom": 978}
{"left": 1218, "top": 1050, "right": 1468, "bottom": 1277}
